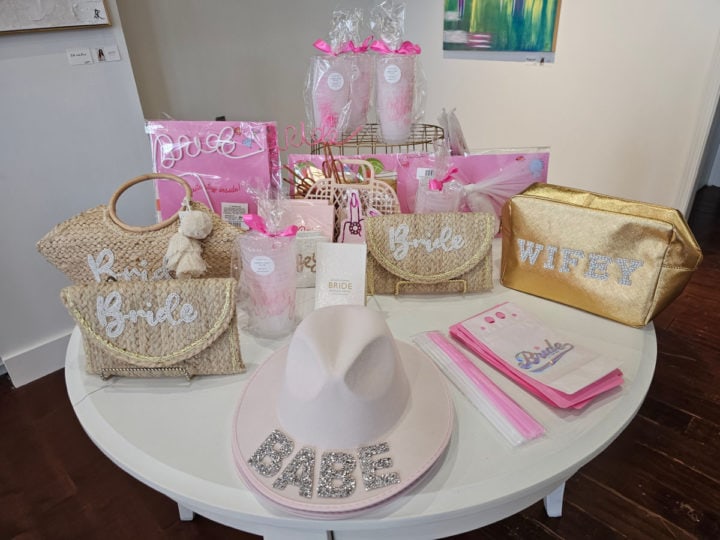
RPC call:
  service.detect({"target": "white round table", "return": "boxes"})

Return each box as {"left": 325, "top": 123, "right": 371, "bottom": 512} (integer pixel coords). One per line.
{"left": 65, "top": 275, "right": 656, "bottom": 540}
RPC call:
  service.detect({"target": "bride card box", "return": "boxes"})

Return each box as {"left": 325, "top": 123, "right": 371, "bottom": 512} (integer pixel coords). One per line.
{"left": 146, "top": 120, "right": 280, "bottom": 226}
{"left": 61, "top": 277, "right": 244, "bottom": 379}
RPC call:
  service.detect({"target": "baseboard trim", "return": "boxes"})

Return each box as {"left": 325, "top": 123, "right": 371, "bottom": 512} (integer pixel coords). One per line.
{"left": 4, "top": 331, "right": 72, "bottom": 388}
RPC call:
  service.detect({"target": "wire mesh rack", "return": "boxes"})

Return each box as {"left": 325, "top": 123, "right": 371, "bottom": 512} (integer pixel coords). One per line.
{"left": 310, "top": 123, "right": 444, "bottom": 155}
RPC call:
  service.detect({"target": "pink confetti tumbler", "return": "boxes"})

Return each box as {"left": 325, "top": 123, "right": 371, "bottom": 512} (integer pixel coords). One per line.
{"left": 345, "top": 53, "right": 374, "bottom": 135}
{"left": 375, "top": 54, "right": 415, "bottom": 144}
{"left": 310, "top": 56, "right": 352, "bottom": 135}
{"left": 238, "top": 234, "right": 297, "bottom": 338}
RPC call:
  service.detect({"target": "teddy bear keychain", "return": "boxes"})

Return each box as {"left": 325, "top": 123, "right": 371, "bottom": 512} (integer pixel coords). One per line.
{"left": 164, "top": 199, "right": 214, "bottom": 279}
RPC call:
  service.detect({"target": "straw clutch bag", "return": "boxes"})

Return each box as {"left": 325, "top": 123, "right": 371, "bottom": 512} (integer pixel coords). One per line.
{"left": 61, "top": 277, "right": 244, "bottom": 379}
{"left": 37, "top": 174, "right": 240, "bottom": 284}
{"left": 501, "top": 183, "right": 703, "bottom": 327}
{"left": 365, "top": 212, "right": 495, "bottom": 295}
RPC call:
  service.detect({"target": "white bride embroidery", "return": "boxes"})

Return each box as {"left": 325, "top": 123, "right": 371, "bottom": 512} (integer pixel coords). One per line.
{"left": 388, "top": 224, "right": 465, "bottom": 261}
{"left": 96, "top": 291, "right": 198, "bottom": 338}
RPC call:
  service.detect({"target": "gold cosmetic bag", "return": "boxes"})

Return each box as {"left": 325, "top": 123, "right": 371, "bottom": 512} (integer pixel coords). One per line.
{"left": 61, "top": 277, "right": 244, "bottom": 379}
{"left": 500, "top": 183, "right": 703, "bottom": 327}
{"left": 366, "top": 212, "right": 495, "bottom": 295}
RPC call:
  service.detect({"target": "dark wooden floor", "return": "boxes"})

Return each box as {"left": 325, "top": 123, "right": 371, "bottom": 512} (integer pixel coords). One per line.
{"left": 2, "top": 187, "right": 719, "bottom": 540}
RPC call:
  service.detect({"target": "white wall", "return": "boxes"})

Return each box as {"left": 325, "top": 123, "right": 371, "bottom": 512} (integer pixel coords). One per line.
{"left": 0, "top": 0, "right": 153, "bottom": 386}
{"left": 118, "top": 0, "right": 367, "bottom": 129}
{"left": 118, "top": 0, "right": 720, "bottom": 211}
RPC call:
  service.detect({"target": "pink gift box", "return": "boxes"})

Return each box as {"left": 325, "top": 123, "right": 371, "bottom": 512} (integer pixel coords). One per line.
{"left": 146, "top": 120, "right": 280, "bottom": 225}
{"left": 397, "top": 150, "right": 551, "bottom": 215}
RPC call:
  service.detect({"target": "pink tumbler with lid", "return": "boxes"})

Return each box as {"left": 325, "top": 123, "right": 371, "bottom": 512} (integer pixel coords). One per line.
{"left": 310, "top": 55, "right": 352, "bottom": 136}
{"left": 375, "top": 54, "right": 415, "bottom": 144}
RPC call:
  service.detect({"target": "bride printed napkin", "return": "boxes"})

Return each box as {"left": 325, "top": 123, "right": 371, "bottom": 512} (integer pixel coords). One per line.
{"left": 450, "top": 301, "right": 623, "bottom": 408}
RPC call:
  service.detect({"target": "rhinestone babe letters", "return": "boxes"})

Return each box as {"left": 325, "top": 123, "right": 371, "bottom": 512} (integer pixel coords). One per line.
{"left": 248, "top": 429, "right": 401, "bottom": 499}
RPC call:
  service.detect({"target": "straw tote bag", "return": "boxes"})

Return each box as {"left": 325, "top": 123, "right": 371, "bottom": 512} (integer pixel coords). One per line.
{"left": 37, "top": 173, "right": 241, "bottom": 284}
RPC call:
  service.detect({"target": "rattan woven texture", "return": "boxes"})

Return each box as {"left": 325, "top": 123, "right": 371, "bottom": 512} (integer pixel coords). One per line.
{"left": 61, "top": 277, "right": 244, "bottom": 378}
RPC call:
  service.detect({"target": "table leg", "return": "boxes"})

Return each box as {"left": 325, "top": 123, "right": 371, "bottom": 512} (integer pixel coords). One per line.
{"left": 543, "top": 482, "right": 565, "bottom": 517}
{"left": 177, "top": 502, "right": 195, "bottom": 521}
{"left": 262, "top": 528, "right": 331, "bottom": 540}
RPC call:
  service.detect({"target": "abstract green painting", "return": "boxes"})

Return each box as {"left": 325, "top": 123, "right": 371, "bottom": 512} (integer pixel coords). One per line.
{"left": 443, "top": 0, "right": 561, "bottom": 53}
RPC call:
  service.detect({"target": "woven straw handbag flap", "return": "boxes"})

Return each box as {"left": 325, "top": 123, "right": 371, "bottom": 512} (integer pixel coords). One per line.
{"left": 365, "top": 213, "right": 495, "bottom": 283}
{"left": 61, "top": 278, "right": 237, "bottom": 368}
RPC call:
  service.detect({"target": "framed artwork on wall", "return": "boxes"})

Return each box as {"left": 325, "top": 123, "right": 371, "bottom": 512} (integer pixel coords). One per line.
{"left": 0, "top": 0, "right": 111, "bottom": 34}
{"left": 443, "top": 0, "right": 561, "bottom": 61}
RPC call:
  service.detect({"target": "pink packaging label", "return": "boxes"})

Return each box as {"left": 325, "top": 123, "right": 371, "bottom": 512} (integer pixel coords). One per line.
{"left": 147, "top": 120, "right": 280, "bottom": 224}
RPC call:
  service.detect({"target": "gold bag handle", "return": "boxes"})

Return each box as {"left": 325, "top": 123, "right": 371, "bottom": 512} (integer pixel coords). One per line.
{"left": 108, "top": 173, "right": 193, "bottom": 233}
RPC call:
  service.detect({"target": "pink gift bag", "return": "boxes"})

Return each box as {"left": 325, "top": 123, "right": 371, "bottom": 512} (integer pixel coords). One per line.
{"left": 397, "top": 150, "right": 550, "bottom": 215}
{"left": 146, "top": 120, "right": 280, "bottom": 226}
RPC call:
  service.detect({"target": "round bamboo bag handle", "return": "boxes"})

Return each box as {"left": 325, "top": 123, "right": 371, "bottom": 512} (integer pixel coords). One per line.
{"left": 108, "top": 173, "right": 193, "bottom": 232}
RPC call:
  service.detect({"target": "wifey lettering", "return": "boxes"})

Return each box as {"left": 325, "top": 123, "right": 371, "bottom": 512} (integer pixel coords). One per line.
{"left": 516, "top": 239, "right": 644, "bottom": 286}
{"left": 389, "top": 224, "right": 465, "bottom": 261}
{"left": 96, "top": 291, "right": 198, "bottom": 339}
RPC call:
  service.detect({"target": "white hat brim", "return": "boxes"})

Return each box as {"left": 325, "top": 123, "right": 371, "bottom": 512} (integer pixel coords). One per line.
{"left": 232, "top": 340, "right": 454, "bottom": 516}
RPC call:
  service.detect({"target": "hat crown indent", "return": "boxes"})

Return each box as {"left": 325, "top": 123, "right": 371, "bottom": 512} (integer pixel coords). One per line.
{"left": 276, "top": 305, "right": 410, "bottom": 449}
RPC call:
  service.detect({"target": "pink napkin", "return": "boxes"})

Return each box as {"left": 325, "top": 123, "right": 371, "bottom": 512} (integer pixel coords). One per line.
{"left": 449, "top": 302, "right": 623, "bottom": 409}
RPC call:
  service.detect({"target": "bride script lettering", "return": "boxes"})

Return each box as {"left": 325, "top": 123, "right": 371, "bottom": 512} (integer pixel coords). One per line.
{"left": 96, "top": 291, "right": 198, "bottom": 338}
{"left": 88, "top": 249, "right": 171, "bottom": 282}
{"left": 389, "top": 224, "right": 465, "bottom": 261}
{"left": 153, "top": 125, "right": 264, "bottom": 169}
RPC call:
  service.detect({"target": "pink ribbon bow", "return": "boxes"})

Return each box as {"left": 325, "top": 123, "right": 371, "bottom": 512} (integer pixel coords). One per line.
{"left": 243, "top": 214, "right": 298, "bottom": 237}
{"left": 314, "top": 36, "right": 374, "bottom": 55}
{"left": 346, "top": 36, "right": 373, "bottom": 53}
{"left": 429, "top": 167, "right": 459, "bottom": 191}
{"left": 313, "top": 39, "right": 339, "bottom": 55}
{"left": 369, "top": 39, "right": 422, "bottom": 55}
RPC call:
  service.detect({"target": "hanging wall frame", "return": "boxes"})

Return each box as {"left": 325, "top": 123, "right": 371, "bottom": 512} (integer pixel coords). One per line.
{"left": 0, "top": 0, "right": 111, "bottom": 34}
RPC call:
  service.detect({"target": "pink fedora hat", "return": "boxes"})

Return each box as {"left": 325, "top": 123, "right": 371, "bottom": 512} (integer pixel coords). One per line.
{"left": 232, "top": 304, "right": 454, "bottom": 516}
